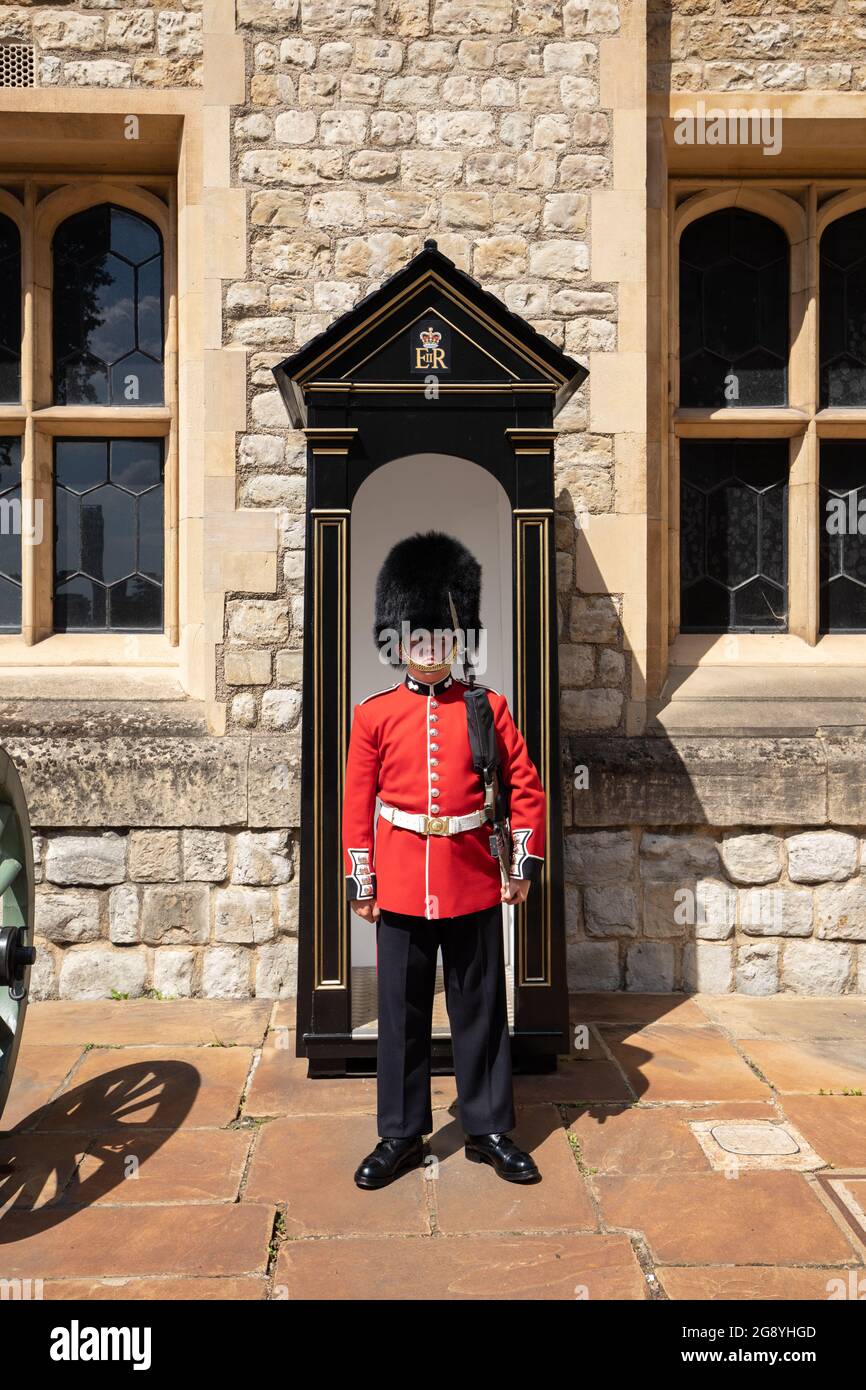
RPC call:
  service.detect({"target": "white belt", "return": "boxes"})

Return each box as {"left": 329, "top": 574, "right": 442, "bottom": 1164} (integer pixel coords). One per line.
{"left": 379, "top": 803, "right": 491, "bottom": 836}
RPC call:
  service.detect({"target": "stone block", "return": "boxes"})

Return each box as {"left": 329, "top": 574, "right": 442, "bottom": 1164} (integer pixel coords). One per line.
{"left": 36, "top": 891, "right": 101, "bottom": 944}
{"left": 183, "top": 831, "right": 229, "bottom": 883}
{"left": 214, "top": 887, "right": 275, "bottom": 944}
{"left": 59, "top": 948, "right": 148, "bottom": 1001}
{"left": 45, "top": 833, "right": 126, "bottom": 887}
{"left": 140, "top": 885, "right": 209, "bottom": 946}
{"left": 128, "top": 830, "right": 182, "bottom": 883}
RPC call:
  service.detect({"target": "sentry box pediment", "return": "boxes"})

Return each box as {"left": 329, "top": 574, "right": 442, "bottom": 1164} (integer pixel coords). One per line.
{"left": 272, "top": 238, "right": 588, "bottom": 428}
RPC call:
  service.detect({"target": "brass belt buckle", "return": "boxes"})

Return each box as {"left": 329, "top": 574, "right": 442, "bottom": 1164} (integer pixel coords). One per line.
{"left": 425, "top": 815, "right": 447, "bottom": 835}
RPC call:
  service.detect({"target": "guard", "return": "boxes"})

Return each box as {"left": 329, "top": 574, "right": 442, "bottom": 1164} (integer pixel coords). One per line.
{"left": 342, "top": 530, "right": 547, "bottom": 1188}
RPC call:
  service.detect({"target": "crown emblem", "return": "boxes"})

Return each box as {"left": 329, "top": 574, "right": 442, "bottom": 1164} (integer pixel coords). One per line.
{"left": 419, "top": 326, "right": 442, "bottom": 348}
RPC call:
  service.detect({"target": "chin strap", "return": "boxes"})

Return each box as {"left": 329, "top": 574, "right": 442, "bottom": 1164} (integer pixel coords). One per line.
{"left": 400, "top": 639, "right": 456, "bottom": 674}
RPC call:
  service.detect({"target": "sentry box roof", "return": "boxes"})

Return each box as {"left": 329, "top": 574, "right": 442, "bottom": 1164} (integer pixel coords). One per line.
{"left": 272, "top": 238, "right": 589, "bottom": 429}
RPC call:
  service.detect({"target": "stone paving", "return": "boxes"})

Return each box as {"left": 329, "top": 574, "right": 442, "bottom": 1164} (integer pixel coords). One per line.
{"left": 1, "top": 994, "right": 864, "bottom": 1300}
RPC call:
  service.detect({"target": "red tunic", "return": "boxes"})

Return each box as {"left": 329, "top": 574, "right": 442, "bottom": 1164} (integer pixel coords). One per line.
{"left": 342, "top": 671, "right": 546, "bottom": 919}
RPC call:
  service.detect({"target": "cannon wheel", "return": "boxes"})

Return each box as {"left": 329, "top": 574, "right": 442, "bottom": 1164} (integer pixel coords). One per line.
{"left": 0, "top": 749, "right": 35, "bottom": 1123}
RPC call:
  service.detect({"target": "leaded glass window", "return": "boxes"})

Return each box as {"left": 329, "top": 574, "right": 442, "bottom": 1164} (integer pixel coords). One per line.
{"left": 54, "top": 437, "right": 164, "bottom": 632}
{"left": 0, "top": 437, "right": 21, "bottom": 631}
{"left": 679, "top": 207, "right": 788, "bottom": 408}
{"left": 819, "top": 439, "right": 866, "bottom": 631}
{"left": 820, "top": 208, "right": 866, "bottom": 407}
{"left": 680, "top": 438, "right": 788, "bottom": 632}
{"left": 53, "top": 204, "right": 164, "bottom": 407}
{"left": 0, "top": 214, "right": 21, "bottom": 404}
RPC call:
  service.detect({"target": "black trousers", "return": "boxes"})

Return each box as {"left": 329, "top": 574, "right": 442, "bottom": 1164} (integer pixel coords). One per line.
{"left": 375, "top": 903, "right": 516, "bottom": 1138}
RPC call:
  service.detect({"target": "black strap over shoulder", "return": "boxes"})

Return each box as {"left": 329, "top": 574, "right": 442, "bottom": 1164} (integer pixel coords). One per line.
{"left": 463, "top": 686, "right": 499, "bottom": 780}
{"left": 464, "top": 686, "right": 512, "bottom": 882}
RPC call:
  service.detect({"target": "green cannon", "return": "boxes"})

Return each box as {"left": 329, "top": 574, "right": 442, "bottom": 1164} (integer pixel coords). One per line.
{"left": 0, "top": 750, "right": 36, "bottom": 1122}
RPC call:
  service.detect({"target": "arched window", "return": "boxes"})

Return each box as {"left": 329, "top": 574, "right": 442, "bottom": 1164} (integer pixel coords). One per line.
{"left": 679, "top": 207, "right": 788, "bottom": 408}
{"left": 52, "top": 203, "right": 164, "bottom": 407}
{"left": 0, "top": 213, "right": 21, "bottom": 404}
{"left": 0, "top": 437, "right": 21, "bottom": 631}
{"left": 45, "top": 199, "right": 168, "bottom": 632}
{"left": 677, "top": 206, "right": 791, "bottom": 632}
{"left": 672, "top": 190, "right": 866, "bottom": 641}
{"left": 817, "top": 209, "right": 866, "bottom": 633}
{"left": 820, "top": 207, "right": 866, "bottom": 408}
{"left": 0, "top": 184, "right": 172, "bottom": 642}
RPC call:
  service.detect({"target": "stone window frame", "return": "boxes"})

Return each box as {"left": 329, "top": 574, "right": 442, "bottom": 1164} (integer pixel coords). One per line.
{"left": 0, "top": 177, "right": 178, "bottom": 650}
{"left": 669, "top": 180, "right": 866, "bottom": 652}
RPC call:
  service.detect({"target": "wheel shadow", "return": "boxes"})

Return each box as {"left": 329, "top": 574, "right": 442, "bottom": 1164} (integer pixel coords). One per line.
{"left": 0, "top": 1058, "right": 200, "bottom": 1238}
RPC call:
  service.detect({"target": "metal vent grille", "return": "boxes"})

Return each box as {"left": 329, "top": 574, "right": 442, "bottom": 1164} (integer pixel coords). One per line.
{"left": 0, "top": 44, "right": 35, "bottom": 89}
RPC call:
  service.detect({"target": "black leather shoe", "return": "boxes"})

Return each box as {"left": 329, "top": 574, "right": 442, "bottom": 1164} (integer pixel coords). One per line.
{"left": 354, "top": 1135, "right": 427, "bottom": 1189}
{"left": 464, "top": 1132, "right": 540, "bottom": 1182}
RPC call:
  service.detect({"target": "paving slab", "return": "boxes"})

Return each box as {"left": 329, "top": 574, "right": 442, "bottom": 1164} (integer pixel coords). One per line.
{"left": 269, "top": 1003, "right": 295, "bottom": 1031}
{"left": 245, "top": 1038, "right": 459, "bottom": 1118}
{"left": 428, "top": 1106, "right": 596, "bottom": 1234}
{"left": 23, "top": 1000, "right": 273, "bottom": 1048}
{"left": 0, "top": 1133, "right": 89, "bottom": 1211}
{"left": 66, "top": 1128, "right": 253, "bottom": 1206}
{"left": 657, "top": 1265, "right": 863, "bottom": 1301}
{"left": 512, "top": 1057, "right": 633, "bottom": 1106}
{"left": 1, "top": 1045, "right": 86, "bottom": 1133}
{"left": 570, "top": 992, "right": 711, "bottom": 1026}
{"left": 43, "top": 1277, "right": 268, "bottom": 1300}
{"left": 777, "top": 1096, "right": 866, "bottom": 1168}
{"left": 560, "top": 1025, "right": 611, "bottom": 1061}
{"left": 274, "top": 1231, "right": 647, "bottom": 1300}
{"left": 595, "top": 1171, "right": 860, "bottom": 1265}
{"left": 29, "top": 1045, "right": 253, "bottom": 1133}
{"left": 0, "top": 1203, "right": 275, "bottom": 1279}
{"left": 603, "top": 1023, "right": 772, "bottom": 1102}
{"left": 243, "top": 1113, "right": 431, "bottom": 1237}
{"left": 568, "top": 1102, "right": 779, "bottom": 1176}
{"left": 737, "top": 1038, "right": 866, "bottom": 1094}
{"left": 245, "top": 1040, "right": 378, "bottom": 1118}
{"left": 696, "top": 995, "right": 866, "bottom": 1041}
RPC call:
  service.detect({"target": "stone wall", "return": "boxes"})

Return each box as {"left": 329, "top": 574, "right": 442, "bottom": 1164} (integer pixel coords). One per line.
{"left": 12, "top": 0, "right": 866, "bottom": 1000}
{"left": 566, "top": 827, "right": 866, "bottom": 994}
{"left": 224, "top": 0, "right": 629, "bottom": 739}
{"left": 29, "top": 827, "right": 298, "bottom": 1001}
{"left": 653, "top": 0, "right": 866, "bottom": 91}
{"left": 2, "top": 3, "right": 203, "bottom": 87}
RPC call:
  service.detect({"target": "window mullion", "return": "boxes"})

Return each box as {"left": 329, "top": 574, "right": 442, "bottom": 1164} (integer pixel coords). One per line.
{"left": 20, "top": 179, "right": 45, "bottom": 645}
{"left": 788, "top": 187, "right": 818, "bottom": 644}
{"left": 788, "top": 425, "right": 817, "bottom": 643}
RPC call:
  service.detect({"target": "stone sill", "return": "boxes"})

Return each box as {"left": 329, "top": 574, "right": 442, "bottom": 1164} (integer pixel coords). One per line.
{"left": 652, "top": 662, "right": 866, "bottom": 737}
{"left": 0, "top": 635, "right": 179, "bottom": 668}
{"left": 668, "top": 634, "right": 866, "bottom": 666}
{"left": 566, "top": 732, "right": 866, "bottom": 829}
{"left": 0, "top": 666, "right": 204, "bottom": 739}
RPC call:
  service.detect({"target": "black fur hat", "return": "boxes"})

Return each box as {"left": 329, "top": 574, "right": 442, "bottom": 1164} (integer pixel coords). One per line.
{"left": 373, "top": 530, "right": 482, "bottom": 666}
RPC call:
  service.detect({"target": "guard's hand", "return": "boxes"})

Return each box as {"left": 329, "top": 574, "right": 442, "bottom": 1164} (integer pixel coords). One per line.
{"left": 353, "top": 900, "right": 380, "bottom": 921}
{"left": 501, "top": 878, "right": 531, "bottom": 905}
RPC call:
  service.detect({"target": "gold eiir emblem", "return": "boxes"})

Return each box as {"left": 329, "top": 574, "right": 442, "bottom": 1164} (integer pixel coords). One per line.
{"left": 415, "top": 325, "right": 447, "bottom": 371}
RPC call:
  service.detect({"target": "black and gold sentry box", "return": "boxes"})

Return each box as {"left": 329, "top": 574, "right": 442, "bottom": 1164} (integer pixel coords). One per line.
{"left": 273, "top": 240, "right": 587, "bottom": 1078}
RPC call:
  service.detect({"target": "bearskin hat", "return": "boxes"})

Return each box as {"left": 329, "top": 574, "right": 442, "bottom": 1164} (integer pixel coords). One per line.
{"left": 373, "top": 530, "right": 482, "bottom": 667}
